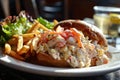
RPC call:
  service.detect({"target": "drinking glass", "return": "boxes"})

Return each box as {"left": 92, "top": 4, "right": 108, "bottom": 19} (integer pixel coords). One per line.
{"left": 93, "top": 6, "right": 120, "bottom": 46}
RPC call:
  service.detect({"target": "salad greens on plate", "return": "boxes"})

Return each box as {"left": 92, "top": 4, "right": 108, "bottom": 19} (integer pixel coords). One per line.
{"left": 0, "top": 11, "right": 55, "bottom": 46}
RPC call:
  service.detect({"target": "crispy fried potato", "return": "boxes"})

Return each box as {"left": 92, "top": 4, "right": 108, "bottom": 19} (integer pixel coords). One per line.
{"left": 17, "top": 35, "right": 23, "bottom": 52}
{"left": 18, "top": 45, "right": 30, "bottom": 55}
{"left": 35, "top": 20, "right": 49, "bottom": 31}
{"left": 53, "top": 19, "right": 58, "bottom": 25}
{"left": 13, "top": 33, "right": 39, "bottom": 43}
{"left": 9, "top": 50, "right": 25, "bottom": 60}
{"left": 27, "top": 20, "right": 49, "bottom": 33}
{"left": 27, "top": 22, "right": 39, "bottom": 33}
{"left": 4, "top": 43, "right": 11, "bottom": 54}
{"left": 30, "top": 36, "right": 40, "bottom": 52}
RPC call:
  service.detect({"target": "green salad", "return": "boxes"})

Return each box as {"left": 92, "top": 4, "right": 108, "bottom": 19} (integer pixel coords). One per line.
{"left": 0, "top": 11, "right": 55, "bottom": 46}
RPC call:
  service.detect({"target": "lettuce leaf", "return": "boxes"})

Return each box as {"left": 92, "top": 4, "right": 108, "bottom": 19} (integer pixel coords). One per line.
{"left": 0, "top": 11, "right": 55, "bottom": 46}
{"left": 37, "top": 17, "right": 54, "bottom": 29}
{"left": 0, "top": 17, "right": 32, "bottom": 46}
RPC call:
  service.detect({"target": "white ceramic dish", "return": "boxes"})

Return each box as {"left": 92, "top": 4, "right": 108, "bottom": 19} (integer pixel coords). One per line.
{"left": 0, "top": 46, "right": 120, "bottom": 77}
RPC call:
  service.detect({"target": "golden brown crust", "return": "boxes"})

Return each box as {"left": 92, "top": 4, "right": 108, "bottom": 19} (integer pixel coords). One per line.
{"left": 37, "top": 53, "right": 70, "bottom": 67}
{"left": 54, "top": 20, "right": 108, "bottom": 47}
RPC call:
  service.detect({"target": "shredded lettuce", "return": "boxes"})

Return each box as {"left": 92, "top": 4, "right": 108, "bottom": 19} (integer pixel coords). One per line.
{"left": 37, "top": 17, "right": 54, "bottom": 29}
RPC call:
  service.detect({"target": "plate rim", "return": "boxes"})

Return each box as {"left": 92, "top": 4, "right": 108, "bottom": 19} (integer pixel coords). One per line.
{"left": 0, "top": 47, "right": 120, "bottom": 77}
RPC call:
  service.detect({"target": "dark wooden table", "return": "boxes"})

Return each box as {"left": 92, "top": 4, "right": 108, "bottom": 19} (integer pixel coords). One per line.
{"left": 0, "top": 38, "right": 120, "bottom": 80}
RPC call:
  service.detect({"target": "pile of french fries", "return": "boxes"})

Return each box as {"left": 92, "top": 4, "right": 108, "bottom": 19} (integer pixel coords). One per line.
{"left": 4, "top": 20, "right": 58, "bottom": 60}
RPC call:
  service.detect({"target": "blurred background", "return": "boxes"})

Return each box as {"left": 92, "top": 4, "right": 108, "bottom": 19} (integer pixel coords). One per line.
{"left": 0, "top": 0, "right": 120, "bottom": 20}
{"left": 0, "top": 0, "right": 120, "bottom": 48}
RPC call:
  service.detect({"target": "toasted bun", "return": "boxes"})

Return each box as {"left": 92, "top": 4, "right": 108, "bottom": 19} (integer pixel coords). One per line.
{"left": 36, "top": 20, "right": 108, "bottom": 67}
{"left": 54, "top": 20, "right": 108, "bottom": 47}
{"left": 37, "top": 53, "right": 70, "bottom": 67}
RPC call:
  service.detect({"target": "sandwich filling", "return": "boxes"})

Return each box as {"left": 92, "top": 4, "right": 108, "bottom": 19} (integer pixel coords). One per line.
{"left": 33, "top": 26, "right": 109, "bottom": 68}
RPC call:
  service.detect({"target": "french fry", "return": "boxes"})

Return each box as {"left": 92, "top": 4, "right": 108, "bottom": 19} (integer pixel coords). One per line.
{"left": 18, "top": 45, "right": 30, "bottom": 55}
{"left": 3, "top": 18, "right": 52, "bottom": 61}
{"left": 37, "top": 22, "right": 49, "bottom": 31}
{"left": 27, "top": 20, "right": 50, "bottom": 33}
{"left": 22, "top": 32, "right": 39, "bottom": 38}
{"left": 13, "top": 33, "right": 37, "bottom": 38}
{"left": 9, "top": 50, "right": 25, "bottom": 60}
{"left": 20, "top": 33, "right": 36, "bottom": 43}
{"left": 30, "top": 36, "right": 40, "bottom": 52}
{"left": 25, "top": 39, "right": 32, "bottom": 46}
{"left": 26, "top": 22, "right": 39, "bottom": 33}
{"left": 4, "top": 43, "right": 11, "bottom": 54}
{"left": 53, "top": 19, "right": 58, "bottom": 25}
{"left": 17, "top": 35, "right": 23, "bottom": 52}
{"left": 13, "top": 33, "right": 39, "bottom": 43}
{"left": 33, "top": 20, "right": 49, "bottom": 31}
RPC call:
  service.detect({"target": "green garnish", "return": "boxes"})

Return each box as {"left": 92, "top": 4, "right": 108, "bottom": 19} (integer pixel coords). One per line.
{"left": 37, "top": 17, "right": 54, "bottom": 29}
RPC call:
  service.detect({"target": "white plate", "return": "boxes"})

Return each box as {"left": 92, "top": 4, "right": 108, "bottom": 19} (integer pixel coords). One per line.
{"left": 0, "top": 46, "right": 120, "bottom": 77}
